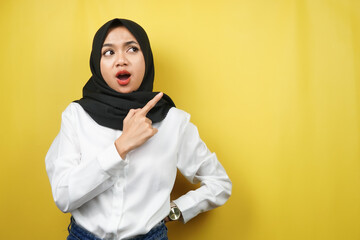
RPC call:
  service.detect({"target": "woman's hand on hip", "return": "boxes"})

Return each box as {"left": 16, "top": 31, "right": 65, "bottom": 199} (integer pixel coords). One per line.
{"left": 115, "top": 92, "right": 163, "bottom": 159}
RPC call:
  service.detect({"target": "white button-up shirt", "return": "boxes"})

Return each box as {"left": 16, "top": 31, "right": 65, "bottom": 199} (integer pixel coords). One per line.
{"left": 45, "top": 103, "right": 232, "bottom": 239}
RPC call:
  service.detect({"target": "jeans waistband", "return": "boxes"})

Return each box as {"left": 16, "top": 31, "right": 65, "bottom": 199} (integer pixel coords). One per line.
{"left": 68, "top": 217, "right": 168, "bottom": 240}
{"left": 68, "top": 217, "right": 102, "bottom": 240}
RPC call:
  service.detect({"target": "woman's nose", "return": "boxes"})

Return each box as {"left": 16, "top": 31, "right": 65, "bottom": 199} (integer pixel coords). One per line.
{"left": 116, "top": 53, "right": 128, "bottom": 66}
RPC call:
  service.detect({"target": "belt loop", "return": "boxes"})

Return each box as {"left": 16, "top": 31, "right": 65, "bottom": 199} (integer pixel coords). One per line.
{"left": 68, "top": 216, "right": 74, "bottom": 232}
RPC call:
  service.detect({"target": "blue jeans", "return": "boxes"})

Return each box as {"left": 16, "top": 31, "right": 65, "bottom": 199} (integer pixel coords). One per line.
{"left": 67, "top": 217, "right": 168, "bottom": 240}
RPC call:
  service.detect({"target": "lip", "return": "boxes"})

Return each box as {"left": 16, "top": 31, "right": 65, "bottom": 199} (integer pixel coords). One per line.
{"left": 116, "top": 70, "right": 131, "bottom": 86}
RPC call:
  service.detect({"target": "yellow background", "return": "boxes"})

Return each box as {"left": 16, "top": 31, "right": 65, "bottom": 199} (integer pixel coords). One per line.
{"left": 0, "top": 0, "right": 359, "bottom": 239}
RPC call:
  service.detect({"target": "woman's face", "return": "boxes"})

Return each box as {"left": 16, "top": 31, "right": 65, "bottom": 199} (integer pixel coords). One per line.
{"left": 100, "top": 26, "right": 146, "bottom": 93}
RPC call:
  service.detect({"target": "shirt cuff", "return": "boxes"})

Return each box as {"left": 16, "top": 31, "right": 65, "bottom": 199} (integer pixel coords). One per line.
{"left": 173, "top": 195, "right": 197, "bottom": 224}
{"left": 97, "top": 143, "right": 129, "bottom": 176}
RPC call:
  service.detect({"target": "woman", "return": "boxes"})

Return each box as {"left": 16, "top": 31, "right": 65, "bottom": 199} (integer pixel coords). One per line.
{"left": 46, "top": 18, "right": 232, "bottom": 240}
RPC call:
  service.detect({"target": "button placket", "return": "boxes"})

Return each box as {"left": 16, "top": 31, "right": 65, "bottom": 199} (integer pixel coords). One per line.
{"left": 110, "top": 154, "right": 128, "bottom": 235}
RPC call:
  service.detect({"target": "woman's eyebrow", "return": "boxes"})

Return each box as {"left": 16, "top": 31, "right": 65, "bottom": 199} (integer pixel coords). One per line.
{"left": 102, "top": 41, "right": 139, "bottom": 48}
{"left": 102, "top": 43, "right": 114, "bottom": 47}
{"left": 124, "top": 40, "right": 139, "bottom": 46}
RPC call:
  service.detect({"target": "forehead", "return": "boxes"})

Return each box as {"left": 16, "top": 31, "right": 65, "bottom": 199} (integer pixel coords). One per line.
{"left": 103, "top": 26, "right": 137, "bottom": 44}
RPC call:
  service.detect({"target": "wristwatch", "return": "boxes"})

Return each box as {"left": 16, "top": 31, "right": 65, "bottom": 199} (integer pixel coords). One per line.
{"left": 168, "top": 202, "right": 182, "bottom": 221}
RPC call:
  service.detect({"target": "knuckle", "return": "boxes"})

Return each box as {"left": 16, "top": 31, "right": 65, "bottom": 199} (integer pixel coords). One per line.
{"left": 135, "top": 116, "right": 146, "bottom": 123}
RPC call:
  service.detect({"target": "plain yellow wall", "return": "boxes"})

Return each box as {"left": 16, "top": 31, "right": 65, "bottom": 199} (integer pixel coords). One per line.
{"left": 0, "top": 0, "right": 359, "bottom": 239}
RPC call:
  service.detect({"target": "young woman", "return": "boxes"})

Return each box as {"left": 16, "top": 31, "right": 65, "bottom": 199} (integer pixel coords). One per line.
{"left": 46, "top": 18, "right": 232, "bottom": 240}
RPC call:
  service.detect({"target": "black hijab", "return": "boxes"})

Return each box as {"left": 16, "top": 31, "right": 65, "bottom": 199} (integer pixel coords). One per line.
{"left": 75, "top": 18, "right": 175, "bottom": 130}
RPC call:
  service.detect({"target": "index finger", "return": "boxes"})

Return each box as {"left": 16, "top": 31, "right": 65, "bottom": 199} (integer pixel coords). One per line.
{"left": 140, "top": 92, "right": 163, "bottom": 115}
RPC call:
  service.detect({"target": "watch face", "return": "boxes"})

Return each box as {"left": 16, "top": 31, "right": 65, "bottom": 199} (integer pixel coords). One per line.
{"left": 169, "top": 207, "right": 181, "bottom": 220}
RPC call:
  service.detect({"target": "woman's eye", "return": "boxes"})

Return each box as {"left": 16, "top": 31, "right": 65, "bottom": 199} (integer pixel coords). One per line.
{"left": 128, "top": 46, "right": 139, "bottom": 53}
{"left": 103, "top": 50, "right": 114, "bottom": 56}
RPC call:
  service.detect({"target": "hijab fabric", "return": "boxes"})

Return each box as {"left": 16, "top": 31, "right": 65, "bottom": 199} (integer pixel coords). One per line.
{"left": 75, "top": 18, "right": 175, "bottom": 130}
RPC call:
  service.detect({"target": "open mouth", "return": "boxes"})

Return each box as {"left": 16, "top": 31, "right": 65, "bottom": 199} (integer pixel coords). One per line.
{"left": 116, "top": 70, "right": 131, "bottom": 85}
{"left": 117, "top": 74, "right": 131, "bottom": 80}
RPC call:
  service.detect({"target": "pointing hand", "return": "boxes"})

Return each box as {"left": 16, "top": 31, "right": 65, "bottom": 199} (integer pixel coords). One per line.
{"left": 115, "top": 92, "right": 163, "bottom": 159}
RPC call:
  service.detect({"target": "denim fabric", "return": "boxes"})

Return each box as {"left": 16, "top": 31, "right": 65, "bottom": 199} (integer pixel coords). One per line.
{"left": 67, "top": 217, "right": 168, "bottom": 240}
{"left": 128, "top": 221, "right": 168, "bottom": 240}
{"left": 67, "top": 217, "right": 102, "bottom": 240}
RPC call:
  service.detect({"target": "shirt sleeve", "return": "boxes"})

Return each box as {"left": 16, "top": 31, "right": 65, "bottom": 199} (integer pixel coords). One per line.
{"left": 45, "top": 105, "right": 128, "bottom": 213}
{"left": 173, "top": 121, "right": 232, "bottom": 223}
